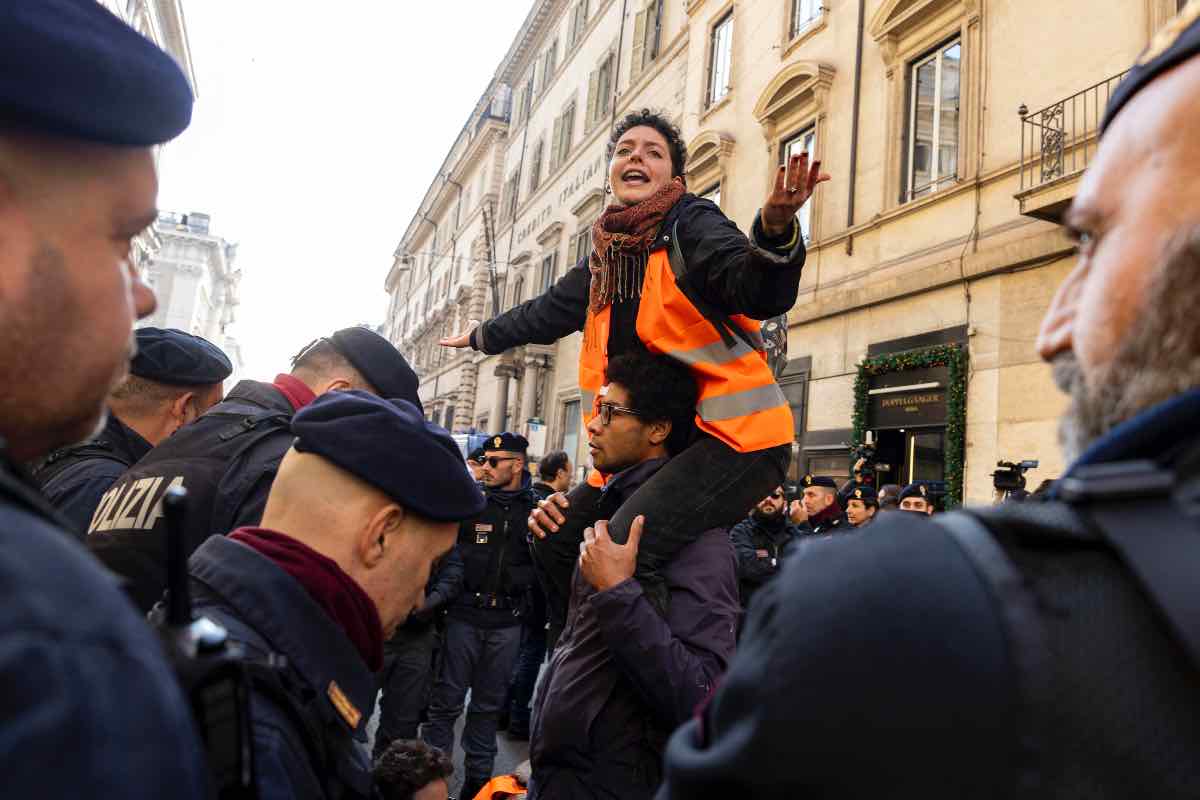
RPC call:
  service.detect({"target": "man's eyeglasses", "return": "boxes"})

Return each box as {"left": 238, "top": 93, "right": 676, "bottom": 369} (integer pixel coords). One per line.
{"left": 595, "top": 401, "right": 644, "bottom": 426}
{"left": 483, "top": 456, "right": 518, "bottom": 469}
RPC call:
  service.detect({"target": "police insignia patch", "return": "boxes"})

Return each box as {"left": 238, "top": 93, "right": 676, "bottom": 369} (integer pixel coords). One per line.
{"left": 854, "top": 488, "right": 863, "bottom": 499}
{"left": 327, "top": 680, "right": 361, "bottom": 729}
{"left": 493, "top": 436, "right": 502, "bottom": 448}
{"left": 920, "top": 484, "right": 928, "bottom": 497}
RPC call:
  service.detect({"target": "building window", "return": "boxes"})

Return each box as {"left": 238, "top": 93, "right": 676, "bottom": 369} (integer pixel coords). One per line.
{"left": 587, "top": 51, "right": 615, "bottom": 129}
{"left": 791, "top": 0, "right": 823, "bottom": 38}
{"left": 501, "top": 173, "right": 520, "bottom": 219}
{"left": 560, "top": 399, "right": 582, "bottom": 467}
{"left": 569, "top": 0, "right": 590, "bottom": 49}
{"left": 529, "top": 138, "right": 545, "bottom": 193}
{"left": 551, "top": 100, "right": 576, "bottom": 171}
{"left": 699, "top": 183, "right": 721, "bottom": 208}
{"left": 632, "top": 0, "right": 663, "bottom": 80}
{"left": 540, "top": 40, "right": 559, "bottom": 91}
{"left": 568, "top": 226, "right": 592, "bottom": 267}
{"left": 539, "top": 251, "right": 558, "bottom": 293}
{"left": 905, "top": 39, "right": 961, "bottom": 201}
{"left": 782, "top": 127, "right": 816, "bottom": 243}
{"left": 511, "top": 275, "right": 525, "bottom": 310}
{"left": 707, "top": 13, "right": 733, "bottom": 108}
{"left": 442, "top": 404, "right": 456, "bottom": 431}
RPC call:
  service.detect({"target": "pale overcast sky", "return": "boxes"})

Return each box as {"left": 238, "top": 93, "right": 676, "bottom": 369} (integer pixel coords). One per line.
{"left": 156, "top": 2, "right": 531, "bottom": 379}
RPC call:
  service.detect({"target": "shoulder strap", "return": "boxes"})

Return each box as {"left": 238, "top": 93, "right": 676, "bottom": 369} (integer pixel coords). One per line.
{"left": 666, "top": 221, "right": 760, "bottom": 351}
{"left": 33, "top": 441, "right": 130, "bottom": 486}
{"left": 1057, "top": 459, "right": 1200, "bottom": 673}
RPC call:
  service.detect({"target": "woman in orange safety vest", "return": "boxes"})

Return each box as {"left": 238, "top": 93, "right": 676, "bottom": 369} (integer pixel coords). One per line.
{"left": 442, "top": 109, "right": 829, "bottom": 615}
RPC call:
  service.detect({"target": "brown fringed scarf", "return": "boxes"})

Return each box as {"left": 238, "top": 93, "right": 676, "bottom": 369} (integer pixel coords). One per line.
{"left": 588, "top": 177, "right": 686, "bottom": 314}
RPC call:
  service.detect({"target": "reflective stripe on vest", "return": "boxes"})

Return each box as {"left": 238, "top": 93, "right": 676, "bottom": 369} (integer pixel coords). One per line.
{"left": 577, "top": 248, "right": 793, "bottom": 487}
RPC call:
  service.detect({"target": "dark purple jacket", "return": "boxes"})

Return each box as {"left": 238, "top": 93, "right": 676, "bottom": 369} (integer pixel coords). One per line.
{"left": 529, "top": 458, "right": 740, "bottom": 800}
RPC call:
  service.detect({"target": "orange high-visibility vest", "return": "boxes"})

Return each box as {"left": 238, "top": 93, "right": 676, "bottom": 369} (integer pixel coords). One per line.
{"left": 470, "top": 774, "right": 526, "bottom": 799}
{"left": 579, "top": 245, "right": 793, "bottom": 487}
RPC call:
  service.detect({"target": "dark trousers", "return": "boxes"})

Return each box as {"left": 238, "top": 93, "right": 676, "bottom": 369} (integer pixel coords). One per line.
{"left": 534, "top": 435, "right": 790, "bottom": 622}
{"left": 423, "top": 618, "right": 522, "bottom": 782}
{"left": 506, "top": 622, "right": 547, "bottom": 733}
{"left": 373, "top": 623, "right": 438, "bottom": 760}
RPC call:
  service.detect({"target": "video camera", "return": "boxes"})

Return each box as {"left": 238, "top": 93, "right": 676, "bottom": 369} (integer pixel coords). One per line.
{"left": 843, "top": 432, "right": 878, "bottom": 485}
{"left": 992, "top": 459, "right": 1039, "bottom": 492}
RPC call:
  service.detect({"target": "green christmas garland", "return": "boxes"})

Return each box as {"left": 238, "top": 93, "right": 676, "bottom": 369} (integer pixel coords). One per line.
{"left": 851, "top": 343, "right": 968, "bottom": 508}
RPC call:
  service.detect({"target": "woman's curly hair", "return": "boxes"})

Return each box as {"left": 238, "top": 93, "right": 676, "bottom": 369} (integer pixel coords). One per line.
{"left": 607, "top": 108, "right": 688, "bottom": 178}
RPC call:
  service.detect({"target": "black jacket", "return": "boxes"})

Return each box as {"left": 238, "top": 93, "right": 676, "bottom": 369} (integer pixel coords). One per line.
{"left": 35, "top": 411, "right": 153, "bottom": 537}
{"left": 728, "top": 513, "right": 800, "bottom": 606}
{"left": 88, "top": 379, "right": 296, "bottom": 612}
{"left": 472, "top": 194, "right": 806, "bottom": 358}
{"left": 189, "top": 536, "right": 374, "bottom": 799}
{"left": 448, "top": 476, "right": 538, "bottom": 629}
{"left": 0, "top": 448, "right": 210, "bottom": 798}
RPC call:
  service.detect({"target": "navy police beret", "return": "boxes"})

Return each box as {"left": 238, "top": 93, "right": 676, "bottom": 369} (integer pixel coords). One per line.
{"left": 0, "top": 1, "right": 193, "bottom": 146}
{"left": 484, "top": 432, "right": 529, "bottom": 453}
{"left": 898, "top": 483, "right": 931, "bottom": 502}
{"left": 467, "top": 446, "right": 486, "bottom": 463}
{"left": 291, "top": 392, "right": 484, "bottom": 522}
{"left": 132, "top": 327, "right": 232, "bottom": 386}
{"left": 801, "top": 474, "right": 838, "bottom": 490}
{"left": 848, "top": 484, "right": 878, "bottom": 506}
{"left": 1103, "top": 4, "right": 1200, "bottom": 132}
{"left": 329, "top": 327, "right": 421, "bottom": 413}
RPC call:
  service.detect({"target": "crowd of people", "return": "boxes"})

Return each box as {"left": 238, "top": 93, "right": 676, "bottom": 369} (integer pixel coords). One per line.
{"left": 7, "top": 1, "right": 1200, "bottom": 798}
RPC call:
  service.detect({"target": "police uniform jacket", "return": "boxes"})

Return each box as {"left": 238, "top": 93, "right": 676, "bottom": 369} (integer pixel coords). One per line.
{"left": 88, "top": 379, "right": 296, "bottom": 611}
{"left": 658, "top": 388, "right": 1200, "bottom": 799}
{"left": 728, "top": 513, "right": 800, "bottom": 606}
{"left": 36, "top": 410, "right": 153, "bottom": 537}
{"left": 449, "top": 474, "right": 537, "bottom": 629}
{"left": 188, "top": 535, "right": 375, "bottom": 800}
{"left": 0, "top": 449, "right": 210, "bottom": 798}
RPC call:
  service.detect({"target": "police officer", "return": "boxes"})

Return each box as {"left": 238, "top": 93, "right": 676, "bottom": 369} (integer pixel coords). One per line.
{"left": 659, "top": 8, "right": 1200, "bottom": 796}
{"left": 0, "top": 2, "right": 209, "bottom": 796}
{"left": 844, "top": 484, "right": 878, "bottom": 528}
{"left": 795, "top": 474, "right": 847, "bottom": 535}
{"left": 729, "top": 486, "right": 800, "bottom": 607}
{"left": 35, "top": 326, "right": 231, "bottom": 534}
{"left": 897, "top": 482, "right": 934, "bottom": 517}
{"left": 424, "top": 432, "right": 537, "bottom": 800}
{"left": 88, "top": 326, "right": 419, "bottom": 611}
{"left": 185, "top": 391, "right": 484, "bottom": 799}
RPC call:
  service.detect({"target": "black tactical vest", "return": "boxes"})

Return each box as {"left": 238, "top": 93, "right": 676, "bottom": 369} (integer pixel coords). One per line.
{"left": 87, "top": 381, "right": 293, "bottom": 612}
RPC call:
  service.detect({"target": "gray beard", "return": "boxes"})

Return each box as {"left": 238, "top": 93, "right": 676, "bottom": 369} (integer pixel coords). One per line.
{"left": 1054, "top": 226, "right": 1200, "bottom": 464}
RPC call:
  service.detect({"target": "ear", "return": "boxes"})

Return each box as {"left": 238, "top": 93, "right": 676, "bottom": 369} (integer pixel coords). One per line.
{"left": 322, "top": 378, "right": 354, "bottom": 394}
{"left": 359, "top": 503, "right": 405, "bottom": 569}
{"left": 169, "top": 391, "right": 197, "bottom": 428}
{"left": 647, "top": 418, "right": 672, "bottom": 447}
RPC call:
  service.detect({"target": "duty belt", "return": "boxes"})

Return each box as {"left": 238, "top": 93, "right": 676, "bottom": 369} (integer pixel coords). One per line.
{"left": 472, "top": 592, "right": 517, "bottom": 611}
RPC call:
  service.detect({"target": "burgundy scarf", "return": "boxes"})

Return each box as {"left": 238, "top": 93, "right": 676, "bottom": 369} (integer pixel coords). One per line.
{"left": 273, "top": 374, "right": 317, "bottom": 411}
{"left": 230, "top": 527, "right": 384, "bottom": 672}
{"left": 808, "top": 500, "right": 844, "bottom": 530}
{"left": 588, "top": 177, "right": 686, "bottom": 313}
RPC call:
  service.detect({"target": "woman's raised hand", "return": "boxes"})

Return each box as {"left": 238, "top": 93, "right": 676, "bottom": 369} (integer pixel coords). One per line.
{"left": 761, "top": 152, "right": 831, "bottom": 237}
{"left": 439, "top": 320, "right": 479, "bottom": 349}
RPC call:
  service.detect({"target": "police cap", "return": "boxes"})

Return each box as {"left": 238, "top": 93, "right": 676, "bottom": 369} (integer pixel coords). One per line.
{"left": 898, "top": 483, "right": 931, "bottom": 502}
{"left": 467, "top": 446, "right": 486, "bottom": 464}
{"left": 291, "top": 391, "right": 484, "bottom": 522}
{"left": 328, "top": 327, "right": 421, "bottom": 412}
{"left": 484, "top": 432, "right": 528, "bottom": 454}
{"left": 849, "top": 484, "right": 878, "bottom": 507}
{"left": 131, "top": 327, "right": 232, "bottom": 386}
{"left": 0, "top": 1, "right": 193, "bottom": 146}
{"left": 1103, "top": 4, "right": 1200, "bottom": 132}
{"left": 801, "top": 474, "right": 838, "bottom": 490}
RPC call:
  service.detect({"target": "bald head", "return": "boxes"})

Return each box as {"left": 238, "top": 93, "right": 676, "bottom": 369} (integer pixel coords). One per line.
{"left": 260, "top": 449, "right": 457, "bottom": 636}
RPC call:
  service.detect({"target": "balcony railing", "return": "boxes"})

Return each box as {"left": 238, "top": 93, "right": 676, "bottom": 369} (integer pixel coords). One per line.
{"left": 1018, "top": 70, "right": 1128, "bottom": 195}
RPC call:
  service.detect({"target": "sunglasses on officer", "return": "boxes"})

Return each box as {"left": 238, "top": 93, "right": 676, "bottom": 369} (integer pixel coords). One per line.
{"left": 482, "top": 455, "right": 519, "bottom": 469}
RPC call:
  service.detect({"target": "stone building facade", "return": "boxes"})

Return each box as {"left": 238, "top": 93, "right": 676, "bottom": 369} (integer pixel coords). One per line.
{"left": 385, "top": 0, "right": 1183, "bottom": 501}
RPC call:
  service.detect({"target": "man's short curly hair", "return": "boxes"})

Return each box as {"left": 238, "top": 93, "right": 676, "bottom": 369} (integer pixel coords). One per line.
{"left": 373, "top": 739, "right": 454, "bottom": 800}
{"left": 607, "top": 108, "right": 688, "bottom": 178}
{"left": 604, "top": 352, "right": 698, "bottom": 455}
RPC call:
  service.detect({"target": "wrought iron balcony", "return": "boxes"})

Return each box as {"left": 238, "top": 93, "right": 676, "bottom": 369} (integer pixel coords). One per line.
{"left": 1016, "top": 70, "right": 1128, "bottom": 222}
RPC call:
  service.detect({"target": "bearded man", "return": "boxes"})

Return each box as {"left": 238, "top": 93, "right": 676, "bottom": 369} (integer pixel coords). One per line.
{"left": 729, "top": 486, "right": 800, "bottom": 607}
{"left": 657, "top": 8, "right": 1200, "bottom": 798}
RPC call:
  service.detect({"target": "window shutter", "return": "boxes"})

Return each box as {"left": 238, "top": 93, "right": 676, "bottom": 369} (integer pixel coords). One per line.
{"left": 586, "top": 68, "right": 600, "bottom": 128}
{"left": 562, "top": 102, "right": 574, "bottom": 157}
{"left": 551, "top": 114, "right": 564, "bottom": 171}
{"left": 631, "top": 8, "right": 648, "bottom": 79}
{"left": 566, "top": 230, "right": 579, "bottom": 268}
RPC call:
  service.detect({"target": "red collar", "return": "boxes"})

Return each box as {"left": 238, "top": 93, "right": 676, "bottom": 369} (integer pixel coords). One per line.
{"left": 273, "top": 374, "right": 317, "bottom": 411}
{"left": 228, "top": 527, "right": 384, "bottom": 671}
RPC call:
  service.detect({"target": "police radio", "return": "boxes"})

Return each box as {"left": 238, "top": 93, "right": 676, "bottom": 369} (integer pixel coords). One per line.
{"left": 154, "top": 486, "right": 259, "bottom": 799}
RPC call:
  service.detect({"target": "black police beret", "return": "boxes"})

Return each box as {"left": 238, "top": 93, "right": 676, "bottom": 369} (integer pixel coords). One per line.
{"left": 0, "top": 1, "right": 193, "bottom": 146}
{"left": 131, "top": 327, "right": 232, "bottom": 386}
{"left": 801, "top": 474, "right": 838, "bottom": 490}
{"left": 898, "top": 483, "right": 931, "bottom": 502}
{"left": 329, "top": 328, "right": 421, "bottom": 412}
{"left": 1103, "top": 4, "right": 1200, "bottom": 132}
{"left": 484, "top": 432, "right": 529, "bottom": 453}
{"left": 468, "top": 446, "right": 486, "bottom": 463}
{"left": 291, "top": 392, "right": 484, "bottom": 522}
{"left": 849, "top": 484, "right": 878, "bottom": 506}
